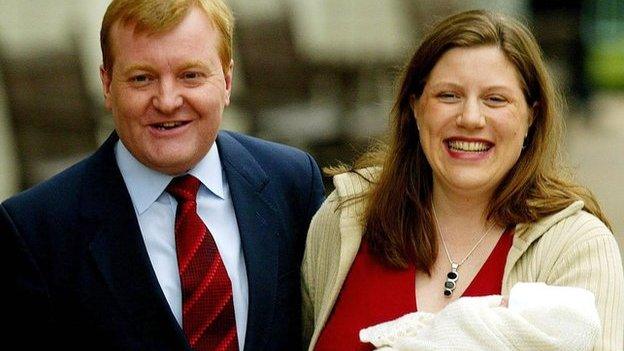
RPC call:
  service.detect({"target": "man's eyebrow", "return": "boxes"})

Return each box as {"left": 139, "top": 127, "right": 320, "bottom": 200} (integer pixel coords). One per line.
{"left": 120, "top": 64, "right": 154, "bottom": 76}
{"left": 118, "top": 61, "right": 214, "bottom": 76}
{"left": 177, "top": 61, "right": 212, "bottom": 71}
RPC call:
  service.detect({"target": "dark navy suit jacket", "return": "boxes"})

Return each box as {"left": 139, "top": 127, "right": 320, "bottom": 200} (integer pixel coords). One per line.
{"left": 0, "top": 131, "right": 325, "bottom": 350}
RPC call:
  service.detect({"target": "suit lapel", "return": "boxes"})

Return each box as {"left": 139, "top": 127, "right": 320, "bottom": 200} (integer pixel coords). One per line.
{"left": 81, "top": 131, "right": 281, "bottom": 349}
{"left": 216, "top": 132, "right": 280, "bottom": 351}
{"left": 80, "top": 133, "right": 189, "bottom": 350}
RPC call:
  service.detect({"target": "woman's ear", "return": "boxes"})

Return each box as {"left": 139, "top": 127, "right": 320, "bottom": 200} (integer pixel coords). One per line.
{"left": 409, "top": 94, "right": 418, "bottom": 111}
{"left": 410, "top": 95, "right": 421, "bottom": 131}
{"left": 528, "top": 101, "right": 538, "bottom": 127}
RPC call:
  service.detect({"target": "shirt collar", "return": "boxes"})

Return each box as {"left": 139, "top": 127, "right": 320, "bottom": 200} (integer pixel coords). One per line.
{"left": 115, "top": 140, "right": 225, "bottom": 215}
{"left": 187, "top": 142, "right": 225, "bottom": 200}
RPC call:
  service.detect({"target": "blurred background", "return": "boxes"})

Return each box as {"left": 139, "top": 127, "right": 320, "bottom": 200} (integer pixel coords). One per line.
{"left": 0, "top": 0, "right": 623, "bottom": 258}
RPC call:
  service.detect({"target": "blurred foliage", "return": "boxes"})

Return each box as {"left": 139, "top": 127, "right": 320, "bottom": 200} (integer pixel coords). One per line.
{"left": 588, "top": 40, "right": 624, "bottom": 89}
{"left": 585, "top": 0, "right": 624, "bottom": 89}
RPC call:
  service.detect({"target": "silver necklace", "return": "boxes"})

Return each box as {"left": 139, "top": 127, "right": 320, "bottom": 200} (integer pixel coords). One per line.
{"left": 432, "top": 204, "right": 496, "bottom": 297}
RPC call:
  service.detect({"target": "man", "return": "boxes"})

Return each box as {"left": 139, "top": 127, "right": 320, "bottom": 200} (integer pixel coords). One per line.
{"left": 0, "top": 1, "right": 325, "bottom": 350}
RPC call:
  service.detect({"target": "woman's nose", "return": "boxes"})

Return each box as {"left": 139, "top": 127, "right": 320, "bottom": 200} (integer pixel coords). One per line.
{"left": 456, "top": 98, "right": 485, "bottom": 129}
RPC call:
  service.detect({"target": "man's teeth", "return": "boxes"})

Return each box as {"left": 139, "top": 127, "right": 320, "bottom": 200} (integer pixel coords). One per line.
{"left": 448, "top": 140, "right": 490, "bottom": 152}
{"left": 156, "top": 121, "right": 184, "bottom": 130}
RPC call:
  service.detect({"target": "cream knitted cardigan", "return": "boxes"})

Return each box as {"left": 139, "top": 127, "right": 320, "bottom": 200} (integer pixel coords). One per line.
{"left": 302, "top": 169, "right": 624, "bottom": 350}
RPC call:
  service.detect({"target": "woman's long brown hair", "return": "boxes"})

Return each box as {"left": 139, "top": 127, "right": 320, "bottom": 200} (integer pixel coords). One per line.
{"left": 329, "top": 10, "right": 610, "bottom": 273}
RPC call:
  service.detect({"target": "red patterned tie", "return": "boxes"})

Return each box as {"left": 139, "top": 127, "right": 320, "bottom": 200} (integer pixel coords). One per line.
{"left": 167, "top": 175, "right": 238, "bottom": 351}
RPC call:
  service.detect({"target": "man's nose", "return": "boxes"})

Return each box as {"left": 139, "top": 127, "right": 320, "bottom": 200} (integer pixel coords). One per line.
{"left": 456, "top": 97, "right": 485, "bottom": 129}
{"left": 153, "top": 80, "right": 183, "bottom": 114}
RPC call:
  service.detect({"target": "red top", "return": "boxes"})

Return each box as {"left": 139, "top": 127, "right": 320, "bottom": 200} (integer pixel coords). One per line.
{"left": 314, "top": 227, "right": 515, "bottom": 351}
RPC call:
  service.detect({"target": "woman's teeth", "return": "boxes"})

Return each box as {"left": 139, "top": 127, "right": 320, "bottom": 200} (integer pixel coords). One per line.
{"left": 447, "top": 140, "right": 491, "bottom": 152}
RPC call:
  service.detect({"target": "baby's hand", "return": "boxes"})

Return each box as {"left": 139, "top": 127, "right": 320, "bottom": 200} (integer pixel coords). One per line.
{"left": 500, "top": 296, "right": 508, "bottom": 307}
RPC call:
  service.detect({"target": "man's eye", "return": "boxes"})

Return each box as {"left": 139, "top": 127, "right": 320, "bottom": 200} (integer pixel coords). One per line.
{"left": 130, "top": 75, "right": 152, "bottom": 84}
{"left": 182, "top": 72, "right": 203, "bottom": 80}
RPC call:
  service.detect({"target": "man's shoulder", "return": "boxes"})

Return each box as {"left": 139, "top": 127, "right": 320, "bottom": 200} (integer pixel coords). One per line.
{"left": 217, "top": 131, "right": 323, "bottom": 203}
{"left": 219, "top": 130, "right": 310, "bottom": 159}
{"left": 218, "top": 130, "right": 315, "bottom": 174}
{"left": 4, "top": 133, "right": 120, "bottom": 213}
{"left": 2, "top": 152, "right": 99, "bottom": 214}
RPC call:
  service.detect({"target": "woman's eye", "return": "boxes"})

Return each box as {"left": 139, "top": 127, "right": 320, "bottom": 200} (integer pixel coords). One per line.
{"left": 485, "top": 95, "right": 508, "bottom": 106}
{"left": 438, "top": 92, "right": 460, "bottom": 102}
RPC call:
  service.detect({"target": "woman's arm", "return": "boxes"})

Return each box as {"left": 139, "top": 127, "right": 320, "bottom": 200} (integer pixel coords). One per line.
{"left": 301, "top": 191, "right": 342, "bottom": 349}
{"left": 542, "top": 212, "right": 624, "bottom": 351}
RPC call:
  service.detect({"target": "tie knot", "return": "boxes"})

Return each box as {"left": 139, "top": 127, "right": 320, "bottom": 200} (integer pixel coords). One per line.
{"left": 167, "top": 175, "right": 201, "bottom": 202}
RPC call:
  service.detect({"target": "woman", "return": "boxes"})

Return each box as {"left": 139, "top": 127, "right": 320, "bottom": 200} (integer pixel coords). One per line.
{"left": 302, "top": 10, "right": 623, "bottom": 351}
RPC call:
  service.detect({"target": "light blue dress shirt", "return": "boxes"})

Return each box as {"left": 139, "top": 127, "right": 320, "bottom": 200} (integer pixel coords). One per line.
{"left": 115, "top": 141, "right": 248, "bottom": 349}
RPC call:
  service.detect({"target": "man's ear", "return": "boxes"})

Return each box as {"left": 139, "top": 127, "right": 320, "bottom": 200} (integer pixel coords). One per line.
{"left": 223, "top": 60, "right": 234, "bottom": 106}
{"left": 100, "top": 65, "right": 113, "bottom": 111}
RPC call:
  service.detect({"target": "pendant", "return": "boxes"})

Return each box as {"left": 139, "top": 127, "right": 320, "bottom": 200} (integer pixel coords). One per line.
{"left": 443, "top": 262, "right": 459, "bottom": 297}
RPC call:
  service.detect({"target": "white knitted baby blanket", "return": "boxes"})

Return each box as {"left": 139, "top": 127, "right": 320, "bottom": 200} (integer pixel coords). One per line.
{"left": 359, "top": 282, "right": 600, "bottom": 351}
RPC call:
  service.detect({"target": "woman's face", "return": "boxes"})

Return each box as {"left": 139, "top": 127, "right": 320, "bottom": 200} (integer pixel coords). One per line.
{"left": 414, "top": 45, "right": 532, "bottom": 199}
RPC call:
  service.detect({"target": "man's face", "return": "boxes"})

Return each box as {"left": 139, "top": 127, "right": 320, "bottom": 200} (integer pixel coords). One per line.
{"left": 100, "top": 7, "right": 232, "bottom": 175}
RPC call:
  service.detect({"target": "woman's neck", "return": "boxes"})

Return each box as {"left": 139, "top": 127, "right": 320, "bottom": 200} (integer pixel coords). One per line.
{"left": 432, "top": 183, "right": 494, "bottom": 244}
